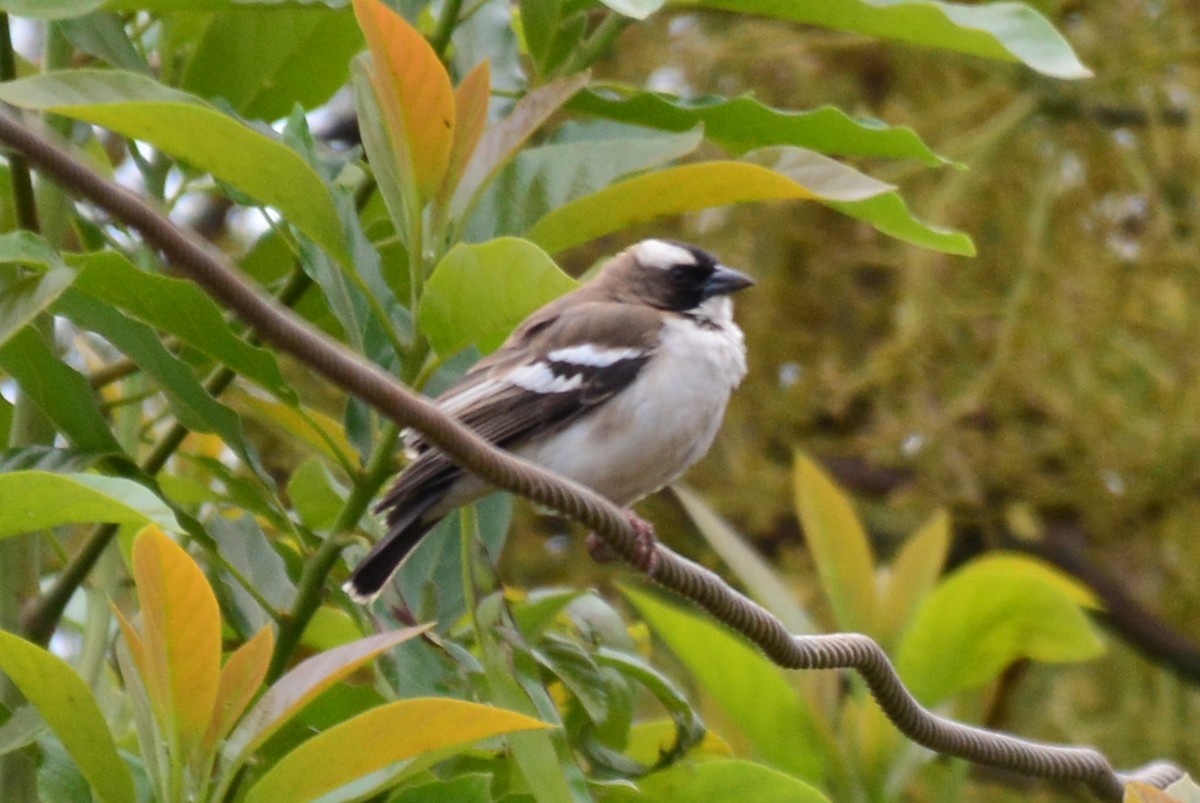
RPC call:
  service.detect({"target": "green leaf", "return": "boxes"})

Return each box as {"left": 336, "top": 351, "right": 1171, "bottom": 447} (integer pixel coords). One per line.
{"left": 604, "top": 758, "right": 831, "bottom": 803}
{"left": 513, "top": 588, "right": 585, "bottom": 641}
{"left": 0, "top": 327, "right": 121, "bottom": 454}
{"left": 572, "top": 88, "right": 953, "bottom": 165}
{"left": 111, "top": 636, "right": 160, "bottom": 798}
{"left": 451, "top": 72, "right": 591, "bottom": 222}
{"left": 60, "top": 12, "right": 150, "bottom": 73}
{"left": 593, "top": 647, "right": 706, "bottom": 768}
{"left": 226, "top": 387, "right": 355, "bottom": 470}
{"left": 52, "top": 289, "right": 258, "bottom": 465}
{"left": 0, "top": 471, "right": 181, "bottom": 538}
{"left": 622, "top": 585, "right": 827, "bottom": 782}
{"left": 66, "top": 250, "right": 292, "bottom": 399}
{"left": 476, "top": 614, "right": 588, "bottom": 803}
{"left": 0, "top": 269, "right": 74, "bottom": 349}
{"left": 0, "top": 396, "right": 11, "bottom": 445}
{"left": 222, "top": 627, "right": 431, "bottom": 771}
{"left": 597, "top": 0, "right": 664, "bottom": 20}
{"left": 295, "top": 222, "right": 396, "bottom": 364}
{"left": 822, "top": 190, "right": 975, "bottom": 256}
{"left": 673, "top": 483, "right": 816, "bottom": 634}
{"left": 0, "top": 0, "right": 105, "bottom": 18}
{"left": 534, "top": 636, "right": 609, "bottom": 723}
{"left": 283, "top": 107, "right": 409, "bottom": 362}
{"left": 0, "top": 229, "right": 70, "bottom": 269}
{"left": 300, "top": 606, "right": 364, "bottom": 652}
{"left": 180, "top": 7, "right": 362, "bottom": 121}
{"left": 624, "top": 718, "right": 730, "bottom": 767}
{"left": 390, "top": 773, "right": 492, "bottom": 803}
{"left": 420, "top": 238, "right": 578, "bottom": 356}
{"left": 683, "top": 0, "right": 1091, "bottom": 79}
{"left": 895, "top": 553, "right": 1105, "bottom": 706}
{"left": 793, "top": 452, "right": 879, "bottom": 633}
{"left": 393, "top": 494, "right": 512, "bottom": 629}
{"left": 353, "top": 56, "right": 412, "bottom": 252}
{"left": 0, "top": 446, "right": 108, "bottom": 474}
{"left": 0, "top": 705, "right": 46, "bottom": 756}
{"left": 520, "top": 0, "right": 567, "bottom": 74}
{"left": 526, "top": 147, "right": 974, "bottom": 256}
{"left": 468, "top": 126, "right": 704, "bottom": 240}
{"left": 209, "top": 514, "right": 296, "bottom": 633}
{"left": 0, "top": 70, "right": 350, "bottom": 265}
{"left": 0, "top": 630, "right": 135, "bottom": 803}
{"left": 286, "top": 456, "right": 349, "bottom": 531}
{"left": 101, "top": 0, "right": 269, "bottom": 8}
{"left": 244, "top": 698, "right": 549, "bottom": 802}
{"left": 0, "top": 231, "right": 75, "bottom": 348}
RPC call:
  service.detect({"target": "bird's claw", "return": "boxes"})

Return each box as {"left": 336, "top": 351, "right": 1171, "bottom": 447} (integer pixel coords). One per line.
{"left": 585, "top": 510, "right": 659, "bottom": 573}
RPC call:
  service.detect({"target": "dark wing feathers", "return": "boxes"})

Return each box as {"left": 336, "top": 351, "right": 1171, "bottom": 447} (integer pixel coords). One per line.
{"left": 376, "top": 301, "right": 661, "bottom": 521}
{"left": 352, "top": 489, "right": 442, "bottom": 595}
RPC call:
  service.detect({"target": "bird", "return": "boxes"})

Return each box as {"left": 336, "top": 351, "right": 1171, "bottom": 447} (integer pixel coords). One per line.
{"left": 344, "top": 239, "right": 754, "bottom": 602}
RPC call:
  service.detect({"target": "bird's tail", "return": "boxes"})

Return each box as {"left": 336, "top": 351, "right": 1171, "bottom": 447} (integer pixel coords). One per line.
{"left": 343, "top": 492, "right": 442, "bottom": 603}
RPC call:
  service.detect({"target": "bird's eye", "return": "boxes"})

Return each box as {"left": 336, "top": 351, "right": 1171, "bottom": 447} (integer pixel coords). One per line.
{"left": 667, "top": 265, "right": 690, "bottom": 284}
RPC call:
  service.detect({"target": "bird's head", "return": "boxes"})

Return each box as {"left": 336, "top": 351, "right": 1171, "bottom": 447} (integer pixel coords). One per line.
{"left": 596, "top": 239, "right": 755, "bottom": 314}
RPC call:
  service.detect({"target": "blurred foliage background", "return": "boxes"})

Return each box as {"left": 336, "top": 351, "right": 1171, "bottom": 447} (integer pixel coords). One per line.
{"left": 4, "top": 0, "right": 1200, "bottom": 799}
{"left": 549, "top": 1, "right": 1200, "bottom": 791}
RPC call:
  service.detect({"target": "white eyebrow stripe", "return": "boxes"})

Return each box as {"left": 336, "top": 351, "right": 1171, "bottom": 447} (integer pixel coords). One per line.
{"left": 547, "top": 345, "right": 643, "bottom": 367}
{"left": 507, "top": 362, "right": 584, "bottom": 394}
{"left": 633, "top": 239, "right": 696, "bottom": 270}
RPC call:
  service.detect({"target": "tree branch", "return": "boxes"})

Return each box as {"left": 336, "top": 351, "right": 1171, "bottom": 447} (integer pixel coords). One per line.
{"left": 0, "top": 109, "right": 1183, "bottom": 801}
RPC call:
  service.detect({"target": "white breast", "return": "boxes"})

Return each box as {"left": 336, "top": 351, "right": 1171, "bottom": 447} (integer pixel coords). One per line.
{"left": 519, "top": 298, "right": 747, "bottom": 505}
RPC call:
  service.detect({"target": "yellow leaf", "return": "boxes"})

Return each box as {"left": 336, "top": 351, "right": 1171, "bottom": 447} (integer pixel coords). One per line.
{"left": 223, "top": 627, "right": 431, "bottom": 767}
{"left": 353, "top": 0, "right": 455, "bottom": 202}
{"left": 876, "top": 510, "right": 950, "bottom": 647}
{"left": 0, "top": 631, "right": 136, "bottom": 803}
{"left": 793, "top": 452, "right": 879, "bottom": 633}
{"left": 112, "top": 604, "right": 158, "bottom": 722}
{"left": 440, "top": 60, "right": 491, "bottom": 204}
{"left": 1125, "top": 781, "right": 1183, "bottom": 803}
{"left": 132, "top": 526, "right": 222, "bottom": 763}
{"left": 625, "top": 718, "right": 731, "bottom": 766}
{"left": 841, "top": 695, "right": 902, "bottom": 793}
{"left": 227, "top": 387, "right": 355, "bottom": 468}
{"left": 203, "top": 626, "right": 275, "bottom": 753}
{"left": 182, "top": 432, "right": 226, "bottom": 460}
{"left": 244, "top": 698, "right": 550, "bottom": 802}
{"left": 527, "top": 160, "right": 817, "bottom": 254}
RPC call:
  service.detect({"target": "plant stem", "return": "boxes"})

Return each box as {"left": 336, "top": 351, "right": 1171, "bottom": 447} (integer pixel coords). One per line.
{"left": 0, "top": 320, "right": 55, "bottom": 802}
{"left": 558, "top": 12, "right": 630, "bottom": 76}
{"left": 0, "top": 15, "right": 38, "bottom": 232}
{"left": 430, "top": 0, "right": 465, "bottom": 60}
{"left": 21, "top": 267, "right": 314, "bottom": 645}
{"left": 266, "top": 421, "right": 400, "bottom": 681}
{"left": 0, "top": 20, "right": 47, "bottom": 800}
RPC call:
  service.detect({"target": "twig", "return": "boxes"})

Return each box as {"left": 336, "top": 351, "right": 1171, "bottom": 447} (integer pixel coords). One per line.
{"left": 0, "top": 110, "right": 1184, "bottom": 802}
{"left": 430, "top": 0, "right": 464, "bottom": 60}
{"left": 21, "top": 266, "right": 313, "bottom": 645}
{"left": 0, "top": 16, "right": 36, "bottom": 232}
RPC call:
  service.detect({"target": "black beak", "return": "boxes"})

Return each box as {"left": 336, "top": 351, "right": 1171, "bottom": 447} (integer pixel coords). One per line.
{"left": 703, "top": 264, "right": 755, "bottom": 297}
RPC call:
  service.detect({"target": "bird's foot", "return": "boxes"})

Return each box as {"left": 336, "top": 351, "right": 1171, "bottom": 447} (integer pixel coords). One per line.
{"left": 585, "top": 510, "right": 659, "bottom": 573}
